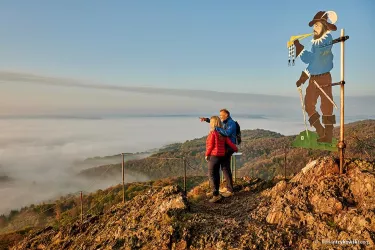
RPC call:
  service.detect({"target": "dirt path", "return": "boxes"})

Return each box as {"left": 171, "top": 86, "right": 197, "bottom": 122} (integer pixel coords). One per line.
{"left": 190, "top": 190, "right": 260, "bottom": 219}
{"left": 186, "top": 188, "right": 266, "bottom": 249}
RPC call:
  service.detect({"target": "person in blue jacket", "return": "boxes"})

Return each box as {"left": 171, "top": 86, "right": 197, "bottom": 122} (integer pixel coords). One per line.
{"left": 293, "top": 10, "right": 337, "bottom": 143}
{"left": 200, "top": 108, "right": 236, "bottom": 197}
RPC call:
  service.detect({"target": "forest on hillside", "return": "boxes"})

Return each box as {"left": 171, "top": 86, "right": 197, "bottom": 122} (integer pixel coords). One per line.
{"left": 80, "top": 120, "right": 375, "bottom": 180}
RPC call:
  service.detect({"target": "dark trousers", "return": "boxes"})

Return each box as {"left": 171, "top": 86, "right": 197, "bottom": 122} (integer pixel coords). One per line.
{"left": 208, "top": 156, "right": 224, "bottom": 196}
{"left": 221, "top": 150, "right": 234, "bottom": 192}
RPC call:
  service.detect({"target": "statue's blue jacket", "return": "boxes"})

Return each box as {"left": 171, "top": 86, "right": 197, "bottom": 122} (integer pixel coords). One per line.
{"left": 299, "top": 32, "right": 334, "bottom": 76}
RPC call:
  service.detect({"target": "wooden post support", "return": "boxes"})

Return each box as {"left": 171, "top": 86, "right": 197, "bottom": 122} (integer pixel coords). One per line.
{"left": 233, "top": 155, "right": 236, "bottom": 183}
{"left": 284, "top": 148, "right": 287, "bottom": 180}
{"left": 183, "top": 157, "right": 187, "bottom": 195}
{"left": 230, "top": 155, "right": 233, "bottom": 175}
{"left": 122, "top": 153, "right": 125, "bottom": 203}
{"left": 220, "top": 162, "right": 224, "bottom": 183}
{"left": 80, "top": 191, "right": 83, "bottom": 225}
{"left": 338, "top": 28, "right": 346, "bottom": 174}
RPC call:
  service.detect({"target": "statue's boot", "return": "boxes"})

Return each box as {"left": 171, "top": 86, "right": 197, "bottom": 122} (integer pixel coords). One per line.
{"left": 309, "top": 112, "right": 325, "bottom": 139}
{"left": 318, "top": 115, "right": 336, "bottom": 143}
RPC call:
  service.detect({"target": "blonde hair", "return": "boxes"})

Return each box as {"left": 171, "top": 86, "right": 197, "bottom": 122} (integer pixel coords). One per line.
{"left": 210, "top": 116, "right": 223, "bottom": 132}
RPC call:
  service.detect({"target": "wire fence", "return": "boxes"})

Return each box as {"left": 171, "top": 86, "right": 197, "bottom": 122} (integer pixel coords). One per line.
{"left": 9, "top": 136, "right": 372, "bottom": 234}
{"left": 1, "top": 154, "right": 208, "bottom": 234}
{"left": 2, "top": 150, "right": 295, "bottom": 234}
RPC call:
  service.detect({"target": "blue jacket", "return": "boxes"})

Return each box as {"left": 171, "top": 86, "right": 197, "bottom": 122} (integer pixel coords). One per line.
{"left": 205, "top": 116, "right": 237, "bottom": 144}
{"left": 299, "top": 32, "right": 333, "bottom": 76}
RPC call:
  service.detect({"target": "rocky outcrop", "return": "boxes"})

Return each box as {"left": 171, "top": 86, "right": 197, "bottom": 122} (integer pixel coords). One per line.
{"left": 11, "top": 157, "right": 375, "bottom": 249}
{"left": 262, "top": 157, "right": 375, "bottom": 249}
{"left": 12, "top": 185, "right": 190, "bottom": 250}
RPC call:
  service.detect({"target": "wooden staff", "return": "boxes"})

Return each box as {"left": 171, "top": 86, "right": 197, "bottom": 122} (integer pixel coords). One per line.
{"left": 338, "top": 29, "right": 346, "bottom": 174}
{"left": 313, "top": 80, "right": 338, "bottom": 109}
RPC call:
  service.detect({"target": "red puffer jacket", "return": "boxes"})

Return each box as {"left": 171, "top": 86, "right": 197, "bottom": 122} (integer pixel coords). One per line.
{"left": 205, "top": 131, "right": 238, "bottom": 156}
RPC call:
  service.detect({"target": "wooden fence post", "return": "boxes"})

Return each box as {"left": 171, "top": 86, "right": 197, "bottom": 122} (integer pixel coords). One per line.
{"left": 122, "top": 153, "right": 125, "bottom": 203}
{"left": 80, "top": 191, "right": 83, "bottom": 225}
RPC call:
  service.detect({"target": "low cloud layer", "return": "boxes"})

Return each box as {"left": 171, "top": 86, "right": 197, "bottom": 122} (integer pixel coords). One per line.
{"left": 0, "top": 71, "right": 374, "bottom": 215}
{"left": 0, "top": 115, "right": 310, "bottom": 215}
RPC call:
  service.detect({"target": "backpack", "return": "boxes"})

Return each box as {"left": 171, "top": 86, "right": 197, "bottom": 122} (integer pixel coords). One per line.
{"left": 235, "top": 121, "right": 241, "bottom": 145}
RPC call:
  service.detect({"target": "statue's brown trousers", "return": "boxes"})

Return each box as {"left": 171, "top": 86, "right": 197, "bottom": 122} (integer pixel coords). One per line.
{"left": 305, "top": 73, "right": 334, "bottom": 117}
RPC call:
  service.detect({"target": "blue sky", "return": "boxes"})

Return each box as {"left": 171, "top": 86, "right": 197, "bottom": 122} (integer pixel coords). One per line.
{"left": 0, "top": 0, "right": 374, "bottom": 97}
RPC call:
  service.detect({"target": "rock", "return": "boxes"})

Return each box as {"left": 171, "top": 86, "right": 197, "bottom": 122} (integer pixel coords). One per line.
{"left": 51, "top": 231, "right": 62, "bottom": 243}
{"left": 266, "top": 209, "right": 283, "bottom": 224}
{"left": 261, "top": 157, "right": 375, "bottom": 248}
{"left": 348, "top": 167, "right": 375, "bottom": 210}
{"left": 11, "top": 185, "right": 190, "bottom": 250}
{"left": 310, "top": 195, "right": 343, "bottom": 214}
{"left": 158, "top": 196, "right": 186, "bottom": 213}
{"left": 265, "top": 180, "right": 288, "bottom": 199}
{"left": 304, "top": 213, "right": 315, "bottom": 226}
{"left": 302, "top": 160, "right": 318, "bottom": 174}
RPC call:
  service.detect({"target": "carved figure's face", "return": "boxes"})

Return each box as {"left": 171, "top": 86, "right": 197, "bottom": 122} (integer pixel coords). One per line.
{"left": 313, "top": 22, "right": 325, "bottom": 39}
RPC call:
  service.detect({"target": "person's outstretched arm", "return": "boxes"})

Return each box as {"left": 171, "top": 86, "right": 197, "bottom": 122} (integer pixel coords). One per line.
{"left": 200, "top": 117, "right": 210, "bottom": 123}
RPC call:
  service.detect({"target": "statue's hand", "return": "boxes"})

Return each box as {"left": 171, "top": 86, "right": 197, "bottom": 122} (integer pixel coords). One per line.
{"left": 293, "top": 39, "right": 301, "bottom": 47}
{"left": 296, "top": 71, "right": 309, "bottom": 87}
{"left": 293, "top": 40, "right": 304, "bottom": 57}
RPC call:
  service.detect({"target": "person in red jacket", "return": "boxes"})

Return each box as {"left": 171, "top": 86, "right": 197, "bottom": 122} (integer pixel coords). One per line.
{"left": 205, "top": 116, "right": 238, "bottom": 203}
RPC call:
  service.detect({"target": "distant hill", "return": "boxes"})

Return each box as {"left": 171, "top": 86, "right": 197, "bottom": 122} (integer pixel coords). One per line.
{"left": 0, "top": 176, "right": 13, "bottom": 185}
{"left": 0, "top": 176, "right": 12, "bottom": 182}
{"left": 80, "top": 120, "right": 375, "bottom": 181}
{"left": 71, "top": 151, "right": 155, "bottom": 173}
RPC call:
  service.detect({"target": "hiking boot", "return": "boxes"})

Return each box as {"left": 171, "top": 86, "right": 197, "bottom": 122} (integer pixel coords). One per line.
{"left": 221, "top": 191, "right": 234, "bottom": 198}
{"left": 219, "top": 187, "right": 227, "bottom": 193}
{"left": 209, "top": 195, "right": 222, "bottom": 203}
{"left": 206, "top": 192, "right": 213, "bottom": 198}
